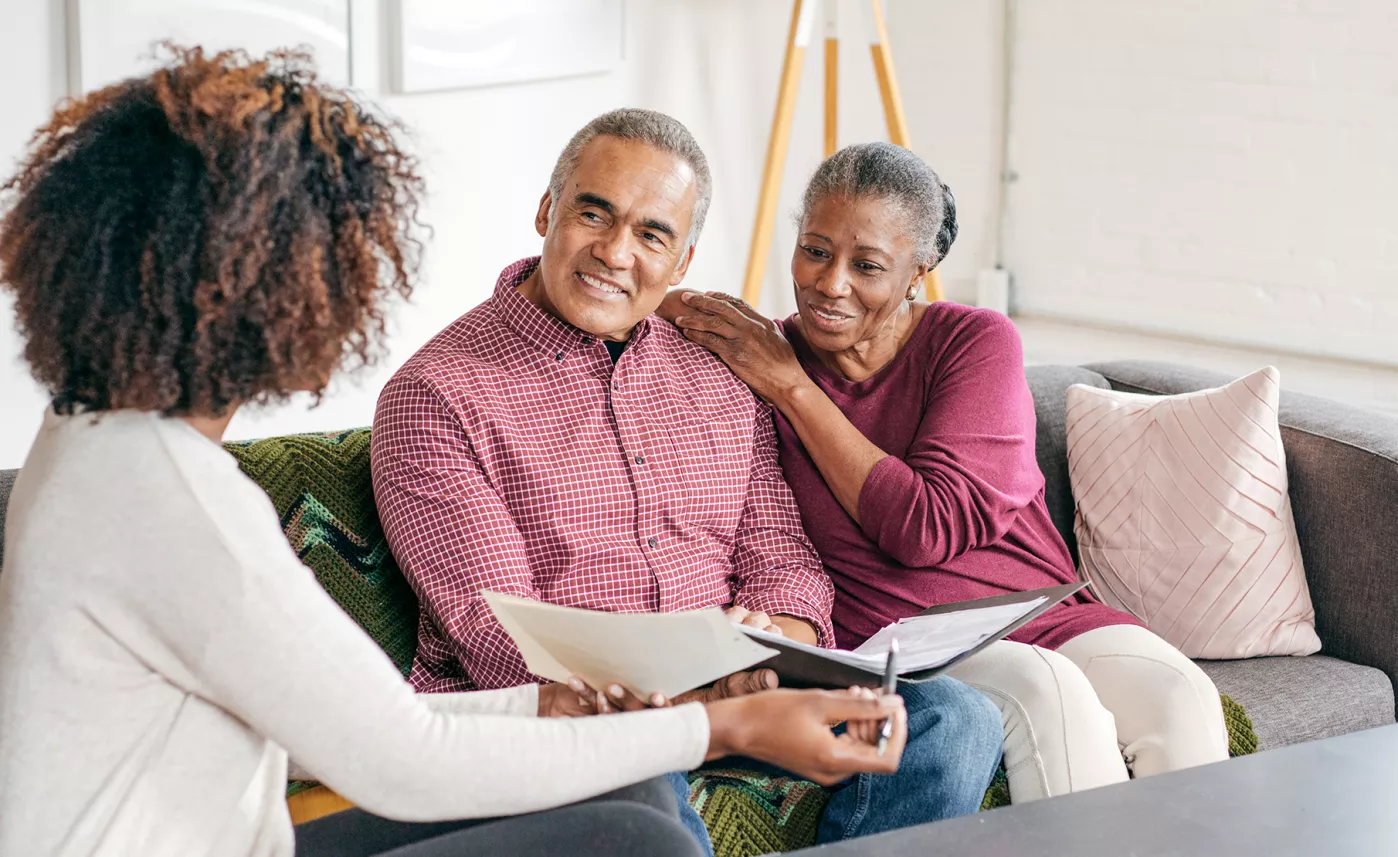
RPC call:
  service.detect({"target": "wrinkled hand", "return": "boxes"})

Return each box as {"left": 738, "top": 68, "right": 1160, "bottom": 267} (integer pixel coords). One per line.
{"left": 670, "top": 292, "right": 813, "bottom": 406}
{"left": 538, "top": 677, "right": 665, "bottom": 717}
{"left": 705, "top": 687, "right": 908, "bottom": 785}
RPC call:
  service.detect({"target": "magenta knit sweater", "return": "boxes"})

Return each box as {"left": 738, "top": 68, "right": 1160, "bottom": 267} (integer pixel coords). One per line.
{"left": 776, "top": 303, "right": 1140, "bottom": 651}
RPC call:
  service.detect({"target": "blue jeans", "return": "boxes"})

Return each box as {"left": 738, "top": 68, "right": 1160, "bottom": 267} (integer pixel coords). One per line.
{"left": 665, "top": 771, "right": 715, "bottom": 856}
{"left": 667, "top": 677, "right": 1002, "bottom": 850}
{"left": 816, "top": 677, "right": 1003, "bottom": 841}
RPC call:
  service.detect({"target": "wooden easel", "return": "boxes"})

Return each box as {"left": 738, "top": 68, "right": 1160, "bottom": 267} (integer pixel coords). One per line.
{"left": 742, "top": 0, "right": 944, "bottom": 307}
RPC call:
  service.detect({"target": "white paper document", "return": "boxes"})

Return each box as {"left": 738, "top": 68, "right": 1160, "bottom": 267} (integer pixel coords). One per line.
{"left": 483, "top": 591, "right": 781, "bottom": 699}
{"left": 856, "top": 597, "right": 1048, "bottom": 669}
{"left": 740, "top": 597, "right": 1049, "bottom": 675}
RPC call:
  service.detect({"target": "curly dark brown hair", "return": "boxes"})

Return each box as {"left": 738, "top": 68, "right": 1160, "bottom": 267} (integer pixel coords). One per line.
{"left": 0, "top": 45, "right": 423, "bottom": 416}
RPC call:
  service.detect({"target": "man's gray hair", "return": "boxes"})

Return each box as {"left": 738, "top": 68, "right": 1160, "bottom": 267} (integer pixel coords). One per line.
{"left": 547, "top": 108, "right": 713, "bottom": 250}
{"left": 798, "top": 142, "right": 958, "bottom": 268}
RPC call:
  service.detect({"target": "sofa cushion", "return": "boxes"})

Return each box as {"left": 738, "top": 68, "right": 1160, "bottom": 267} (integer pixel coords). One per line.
{"left": 224, "top": 428, "right": 420, "bottom": 674}
{"left": 1066, "top": 367, "right": 1320, "bottom": 659}
{"left": 1196, "top": 655, "right": 1395, "bottom": 750}
{"left": 1024, "top": 365, "right": 1111, "bottom": 563}
{"left": 1087, "top": 361, "right": 1398, "bottom": 688}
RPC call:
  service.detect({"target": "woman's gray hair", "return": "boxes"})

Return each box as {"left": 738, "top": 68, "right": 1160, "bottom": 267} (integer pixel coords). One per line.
{"left": 548, "top": 108, "right": 713, "bottom": 251}
{"left": 797, "top": 142, "right": 957, "bottom": 268}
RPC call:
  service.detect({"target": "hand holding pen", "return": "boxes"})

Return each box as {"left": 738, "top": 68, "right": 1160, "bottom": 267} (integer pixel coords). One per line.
{"left": 877, "top": 637, "right": 899, "bottom": 756}
{"left": 822, "top": 638, "right": 906, "bottom": 768}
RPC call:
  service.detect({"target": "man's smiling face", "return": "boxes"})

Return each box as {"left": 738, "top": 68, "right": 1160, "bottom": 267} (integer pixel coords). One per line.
{"left": 520, "top": 135, "right": 698, "bottom": 342}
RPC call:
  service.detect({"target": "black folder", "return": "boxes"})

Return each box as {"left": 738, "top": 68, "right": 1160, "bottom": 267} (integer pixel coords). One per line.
{"left": 741, "top": 582, "right": 1086, "bottom": 690}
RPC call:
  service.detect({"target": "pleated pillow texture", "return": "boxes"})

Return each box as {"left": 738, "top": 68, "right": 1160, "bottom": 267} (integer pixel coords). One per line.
{"left": 1066, "top": 367, "right": 1320, "bottom": 659}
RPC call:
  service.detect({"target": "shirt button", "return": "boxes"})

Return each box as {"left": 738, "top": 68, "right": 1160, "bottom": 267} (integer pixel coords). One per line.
{"left": 554, "top": 350, "right": 565, "bottom": 361}
{"left": 634, "top": 455, "right": 645, "bottom": 465}
{"left": 647, "top": 536, "right": 659, "bottom": 549}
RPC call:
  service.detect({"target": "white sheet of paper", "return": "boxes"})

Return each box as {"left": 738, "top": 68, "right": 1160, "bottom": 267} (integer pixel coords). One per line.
{"left": 853, "top": 597, "right": 1049, "bottom": 672}
{"left": 483, "top": 591, "right": 781, "bottom": 699}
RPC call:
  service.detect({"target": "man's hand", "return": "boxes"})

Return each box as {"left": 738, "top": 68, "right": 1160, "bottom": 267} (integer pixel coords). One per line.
{"left": 727, "top": 606, "right": 820, "bottom": 647}
{"left": 538, "top": 677, "right": 664, "bottom": 717}
{"left": 669, "top": 669, "right": 780, "bottom": 706}
{"left": 725, "top": 605, "right": 781, "bottom": 635}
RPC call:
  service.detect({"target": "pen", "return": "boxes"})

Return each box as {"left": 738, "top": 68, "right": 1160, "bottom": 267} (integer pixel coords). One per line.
{"left": 876, "top": 637, "right": 899, "bottom": 756}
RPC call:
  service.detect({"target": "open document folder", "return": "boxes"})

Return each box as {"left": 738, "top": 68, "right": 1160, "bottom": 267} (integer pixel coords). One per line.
{"left": 484, "top": 582, "right": 1085, "bottom": 697}
{"left": 482, "top": 590, "right": 780, "bottom": 699}
{"left": 737, "top": 583, "right": 1085, "bottom": 688}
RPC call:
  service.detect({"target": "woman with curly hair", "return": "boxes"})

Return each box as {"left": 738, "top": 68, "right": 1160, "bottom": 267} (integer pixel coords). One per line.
{"left": 0, "top": 48, "right": 908, "bottom": 857}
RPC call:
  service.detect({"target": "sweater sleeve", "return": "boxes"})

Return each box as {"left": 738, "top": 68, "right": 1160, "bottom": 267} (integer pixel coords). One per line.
{"left": 857, "top": 310, "right": 1047, "bottom": 569}
{"left": 113, "top": 464, "right": 710, "bottom": 823}
{"left": 420, "top": 685, "right": 539, "bottom": 717}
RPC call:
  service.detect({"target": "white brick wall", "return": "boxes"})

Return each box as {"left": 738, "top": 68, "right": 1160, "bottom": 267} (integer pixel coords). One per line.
{"left": 1004, "top": 0, "right": 1398, "bottom": 366}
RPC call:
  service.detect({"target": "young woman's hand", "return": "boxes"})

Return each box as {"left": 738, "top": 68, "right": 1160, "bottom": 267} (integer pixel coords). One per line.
{"left": 704, "top": 688, "right": 907, "bottom": 785}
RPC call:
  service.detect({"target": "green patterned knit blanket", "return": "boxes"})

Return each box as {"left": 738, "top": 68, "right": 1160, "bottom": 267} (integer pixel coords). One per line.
{"left": 225, "top": 428, "right": 419, "bottom": 674}
{"left": 229, "top": 427, "right": 1258, "bottom": 856}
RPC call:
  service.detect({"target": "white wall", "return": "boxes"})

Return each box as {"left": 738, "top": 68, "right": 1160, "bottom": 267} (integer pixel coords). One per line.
{"left": 1004, "top": 0, "right": 1398, "bottom": 366}
{"left": 6, "top": 1, "right": 1388, "bottom": 468}
{"left": 624, "top": 0, "right": 1004, "bottom": 317}
{"left": 0, "top": 0, "right": 995, "bottom": 467}
{"left": 0, "top": 0, "right": 71, "bottom": 471}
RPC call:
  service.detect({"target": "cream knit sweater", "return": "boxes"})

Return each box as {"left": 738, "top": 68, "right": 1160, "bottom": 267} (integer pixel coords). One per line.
{"left": 0, "top": 409, "right": 708, "bottom": 857}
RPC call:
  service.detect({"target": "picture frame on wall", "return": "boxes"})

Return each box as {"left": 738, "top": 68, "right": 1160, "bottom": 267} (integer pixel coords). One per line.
{"left": 391, "top": 0, "right": 625, "bottom": 94}
{"left": 68, "top": 0, "right": 352, "bottom": 95}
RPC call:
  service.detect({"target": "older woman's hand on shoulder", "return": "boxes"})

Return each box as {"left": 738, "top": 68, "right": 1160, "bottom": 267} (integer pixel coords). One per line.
{"left": 657, "top": 289, "right": 815, "bottom": 408}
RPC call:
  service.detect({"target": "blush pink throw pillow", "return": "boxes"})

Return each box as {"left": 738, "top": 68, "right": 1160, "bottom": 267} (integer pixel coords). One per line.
{"left": 1065, "top": 367, "right": 1320, "bottom": 659}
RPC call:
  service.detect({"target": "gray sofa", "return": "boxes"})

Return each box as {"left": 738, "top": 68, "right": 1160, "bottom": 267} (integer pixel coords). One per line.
{"left": 1028, "top": 360, "right": 1396, "bottom": 748}
{"left": 0, "top": 360, "right": 1392, "bottom": 751}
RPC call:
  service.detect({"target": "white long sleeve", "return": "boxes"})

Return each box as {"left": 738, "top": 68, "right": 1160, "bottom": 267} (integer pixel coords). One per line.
{"left": 0, "top": 410, "right": 708, "bottom": 857}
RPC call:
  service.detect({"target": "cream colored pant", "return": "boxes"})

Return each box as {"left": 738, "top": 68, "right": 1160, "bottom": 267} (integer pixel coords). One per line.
{"left": 945, "top": 624, "right": 1229, "bottom": 803}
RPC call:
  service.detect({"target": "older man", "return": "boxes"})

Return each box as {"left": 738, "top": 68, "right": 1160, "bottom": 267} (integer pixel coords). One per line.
{"left": 371, "top": 109, "right": 1001, "bottom": 849}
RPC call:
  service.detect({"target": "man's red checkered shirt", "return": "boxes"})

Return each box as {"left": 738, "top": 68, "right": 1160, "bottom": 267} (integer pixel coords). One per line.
{"left": 372, "top": 258, "right": 835, "bottom": 692}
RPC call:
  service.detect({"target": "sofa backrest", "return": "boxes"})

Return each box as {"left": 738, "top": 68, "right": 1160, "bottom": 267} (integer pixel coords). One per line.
{"left": 1023, "top": 365, "right": 1111, "bottom": 563}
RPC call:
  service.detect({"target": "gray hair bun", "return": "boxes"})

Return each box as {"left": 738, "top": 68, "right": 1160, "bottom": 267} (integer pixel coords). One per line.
{"left": 798, "top": 142, "right": 957, "bottom": 268}
{"left": 934, "top": 180, "right": 958, "bottom": 264}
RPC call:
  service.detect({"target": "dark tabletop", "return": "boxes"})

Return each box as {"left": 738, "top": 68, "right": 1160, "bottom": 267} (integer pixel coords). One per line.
{"left": 793, "top": 724, "right": 1398, "bottom": 856}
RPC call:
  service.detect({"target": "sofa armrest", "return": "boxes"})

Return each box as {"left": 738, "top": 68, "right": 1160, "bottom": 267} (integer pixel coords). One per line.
{"left": 1085, "top": 361, "right": 1398, "bottom": 686}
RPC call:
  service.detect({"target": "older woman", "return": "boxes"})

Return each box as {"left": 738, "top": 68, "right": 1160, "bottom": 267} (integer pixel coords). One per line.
{"left": 0, "top": 50, "right": 909, "bottom": 857}
{"left": 661, "top": 142, "right": 1229, "bottom": 803}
